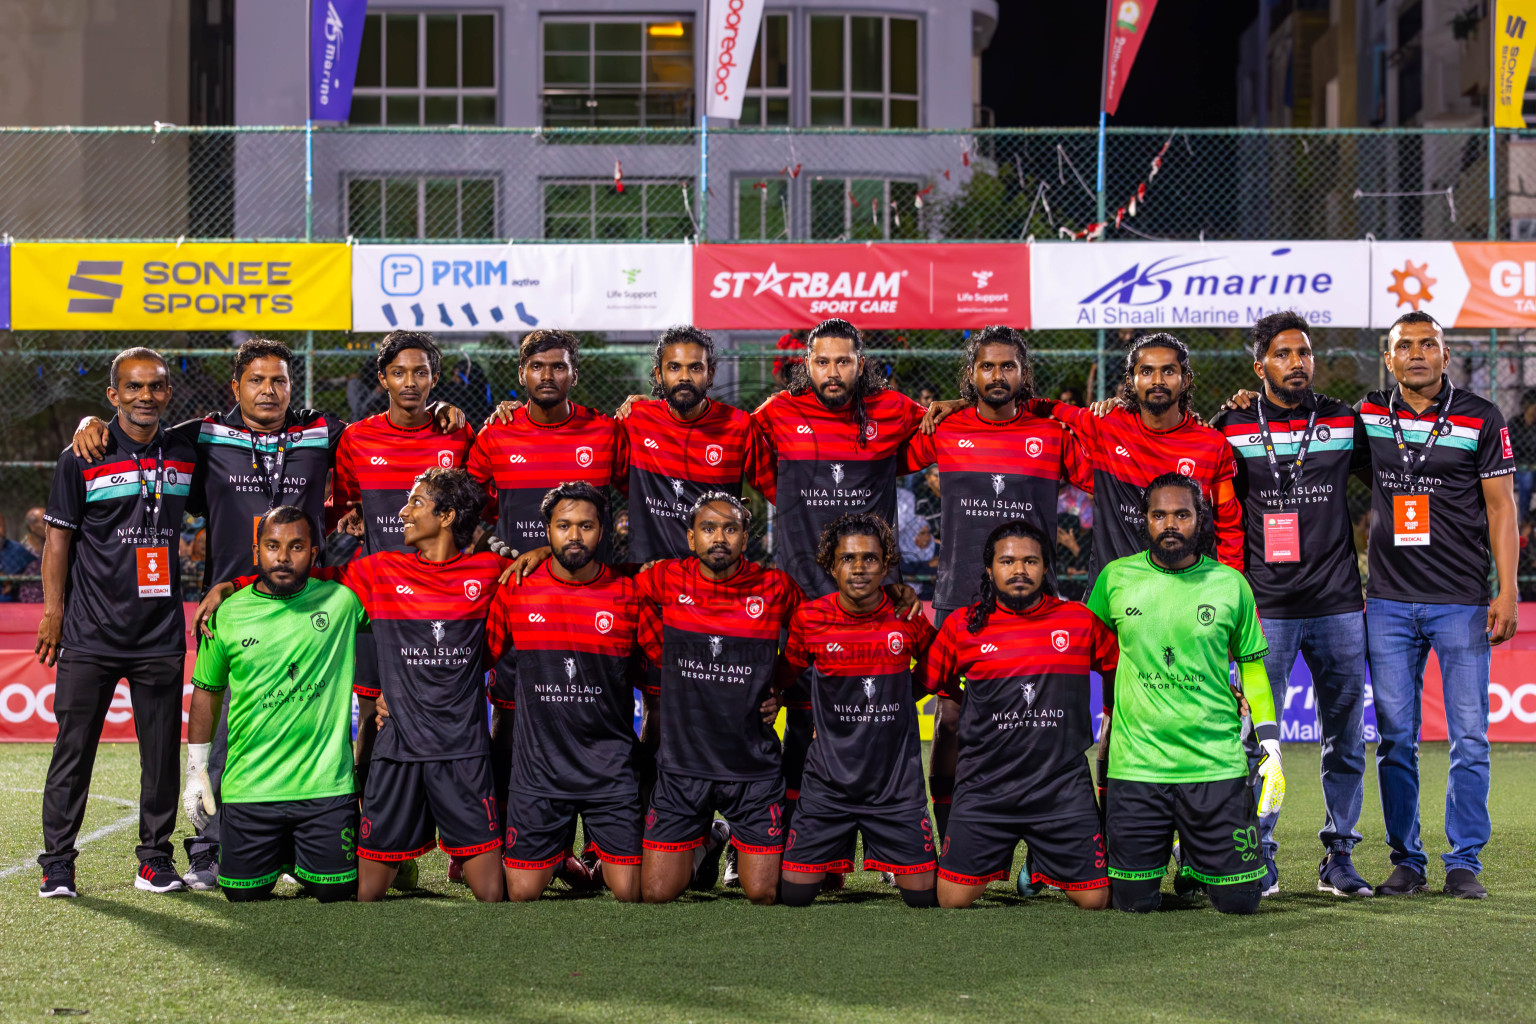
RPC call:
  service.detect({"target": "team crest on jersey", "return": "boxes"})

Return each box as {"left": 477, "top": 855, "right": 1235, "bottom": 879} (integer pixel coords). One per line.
{"left": 830, "top": 463, "right": 845, "bottom": 485}
{"left": 166, "top": 467, "right": 179, "bottom": 486}
{"left": 1051, "top": 629, "right": 1070, "bottom": 653}
{"left": 1316, "top": 424, "right": 1332, "bottom": 443}
{"left": 705, "top": 443, "right": 723, "bottom": 466}
{"left": 463, "top": 579, "right": 482, "bottom": 601}
{"left": 992, "top": 473, "right": 1006, "bottom": 496}
{"left": 744, "top": 596, "right": 765, "bottom": 618}
{"left": 431, "top": 621, "right": 446, "bottom": 644}
{"left": 864, "top": 422, "right": 878, "bottom": 440}
{"left": 1197, "top": 604, "right": 1216, "bottom": 626}
{"left": 310, "top": 611, "right": 329, "bottom": 632}
{"left": 575, "top": 445, "right": 594, "bottom": 468}
{"left": 594, "top": 610, "right": 614, "bottom": 634}
{"left": 1177, "top": 456, "right": 1195, "bottom": 476}
{"left": 436, "top": 450, "right": 455, "bottom": 468}
{"left": 887, "top": 631, "right": 904, "bottom": 655}
{"left": 1025, "top": 436, "right": 1044, "bottom": 458}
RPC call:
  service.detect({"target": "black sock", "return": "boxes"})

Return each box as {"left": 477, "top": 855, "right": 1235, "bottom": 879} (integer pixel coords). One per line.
{"left": 900, "top": 886, "right": 938, "bottom": 908}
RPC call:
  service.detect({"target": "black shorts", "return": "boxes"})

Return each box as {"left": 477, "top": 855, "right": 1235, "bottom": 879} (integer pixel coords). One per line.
{"left": 218, "top": 794, "right": 358, "bottom": 890}
{"left": 352, "top": 632, "right": 381, "bottom": 700}
{"left": 359, "top": 757, "right": 502, "bottom": 861}
{"left": 487, "top": 663, "right": 515, "bottom": 711}
{"left": 1107, "top": 777, "right": 1264, "bottom": 887}
{"left": 644, "top": 771, "right": 785, "bottom": 855}
{"left": 782, "top": 784, "right": 936, "bottom": 876}
{"left": 504, "top": 788, "right": 643, "bottom": 869}
{"left": 939, "top": 812, "right": 1107, "bottom": 890}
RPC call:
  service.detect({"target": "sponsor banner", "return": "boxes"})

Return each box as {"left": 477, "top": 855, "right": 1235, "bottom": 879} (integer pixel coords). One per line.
{"left": 693, "top": 243, "right": 1030, "bottom": 329}
{"left": 1494, "top": 1, "right": 1536, "bottom": 129}
{"left": 1030, "top": 240, "right": 1370, "bottom": 329}
{"left": 11, "top": 243, "right": 351, "bottom": 330}
{"left": 0, "top": 654, "right": 196, "bottom": 743}
{"left": 1103, "top": 0, "right": 1161, "bottom": 117}
{"left": 1369, "top": 241, "right": 1536, "bottom": 328}
{"left": 705, "top": 0, "right": 766, "bottom": 120}
{"left": 310, "top": 0, "right": 368, "bottom": 121}
{"left": 352, "top": 244, "right": 693, "bottom": 332}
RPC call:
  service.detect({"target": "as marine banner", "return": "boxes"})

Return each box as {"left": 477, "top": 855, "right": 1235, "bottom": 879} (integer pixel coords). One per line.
{"left": 10, "top": 243, "right": 351, "bottom": 330}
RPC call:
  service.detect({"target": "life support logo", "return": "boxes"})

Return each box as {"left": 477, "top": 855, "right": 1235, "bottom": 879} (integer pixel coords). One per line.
{"left": 1051, "top": 629, "right": 1070, "bottom": 653}
{"left": 887, "top": 631, "right": 905, "bottom": 655}
{"left": 1025, "top": 437, "right": 1044, "bottom": 458}
{"left": 1490, "top": 682, "right": 1536, "bottom": 724}
{"left": 744, "top": 596, "right": 765, "bottom": 618}
{"left": 436, "top": 450, "right": 456, "bottom": 468}
{"left": 594, "top": 610, "right": 614, "bottom": 634}
{"left": 705, "top": 443, "right": 724, "bottom": 466}
{"left": 575, "top": 445, "right": 594, "bottom": 468}
{"left": 1177, "top": 457, "right": 1196, "bottom": 476}
{"left": 463, "top": 579, "right": 482, "bottom": 601}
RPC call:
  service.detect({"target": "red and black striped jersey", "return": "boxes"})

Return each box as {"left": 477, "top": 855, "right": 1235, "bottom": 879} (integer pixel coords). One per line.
{"left": 465, "top": 403, "right": 617, "bottom": 554}
{"left": 333, "top": 412, "right": 477, "bottom": 554}
{"left": 485, "top": 562, "right": 641, "bottom": 799}
{"left": 315, "top": 550, "right": 505, "bottom": 762}
{"left": 783, "top": 593, "right": 937, "bottom": 809}
{"left": 1033, "top": 399, "right": 1243, "bottom": 577}
{"left": 614, "top": 398, "right": 774, "bottom": 563}
{"left": 636, "top": 601, "right": 662, "bottom": 697}
{"left": 751, "top": 388, "right": 924, "bottom": 597}
{"left": 634, "top": 557, "right": 802, "bottom": 781}
{"left": 904, "top": 406, "right": 1091, "bottom": 610}
{"left": 922, "top": 595, "right": 1118, "bottom": 821}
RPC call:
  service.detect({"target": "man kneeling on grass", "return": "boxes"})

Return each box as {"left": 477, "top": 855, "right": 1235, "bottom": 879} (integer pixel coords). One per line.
{"left": 184, "top": 506, "right": 367, "bottom": 902}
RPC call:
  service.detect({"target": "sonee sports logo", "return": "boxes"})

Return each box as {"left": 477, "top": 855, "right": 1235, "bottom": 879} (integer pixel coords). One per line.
{"left": 67, "top": 260, "right": 124, "bottom": 314}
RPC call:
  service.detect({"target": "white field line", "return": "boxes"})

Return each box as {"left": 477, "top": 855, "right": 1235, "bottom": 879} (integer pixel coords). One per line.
{"left": 0, "top": 787, "right": 138, "bottom": 879}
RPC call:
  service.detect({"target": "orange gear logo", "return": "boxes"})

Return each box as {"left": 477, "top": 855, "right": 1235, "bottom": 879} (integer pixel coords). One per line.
{"left": 1387, "top": 261, "right": 1437, "bottom": 310}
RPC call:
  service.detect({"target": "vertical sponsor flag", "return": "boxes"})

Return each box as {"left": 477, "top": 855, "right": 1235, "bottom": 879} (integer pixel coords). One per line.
{"left": 1494, "top": 1, "right": 1536, "bottom": 128}
{"left": 0, "top": 243, "right": 9, "bottom": 330}
{"left": 1102, "top": 0, "right": 1160, "bottom": 116}
{"left": 705, "top": 0, "right": 766, "bottom": 120}
{"left": 310, "top": 0, "right": 368, "bottom": 121}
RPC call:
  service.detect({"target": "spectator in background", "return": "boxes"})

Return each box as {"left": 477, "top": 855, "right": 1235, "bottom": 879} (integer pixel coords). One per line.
{"left": 16, "top": 506, "right": 46, "bottom": 603}
{"left": 1507, "top": 388, "right": 1536, "bottom": 524}
{"left": 915, "top": 383, "right": 939, "bottom": 409}
{"left": 1059, "top": 386, "right": 1085, "bottom": 407}
{"left": 179, "top": 525, "right": 207, "bottom": 602}
{"left": 1056, "top": 484, "right": 1094, "bottom": 601}
{"left": 912, "top": 464, "right": 941, "bottom": 527}
{"left": 346, "top": 354, "right": 388, "bottom": 421}
{"left": 773, "top": 329, "right": 807, "bottom": 387}
{"left": 0, "top": 513, "right": 33, "bottom": 601}
{"left": 898, "top": 519, "right": 940, "bottom": 601}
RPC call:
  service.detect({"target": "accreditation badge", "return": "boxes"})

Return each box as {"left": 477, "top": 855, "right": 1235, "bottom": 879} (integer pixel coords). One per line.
{"left": 136, "top": 546, "right": 171, "bottom": 598}
{"left": 1262, "top": 512, "right": 1300, "bottom": 563}
{"left": 1393, "top": 494, "right": 1430, "bottom": 547}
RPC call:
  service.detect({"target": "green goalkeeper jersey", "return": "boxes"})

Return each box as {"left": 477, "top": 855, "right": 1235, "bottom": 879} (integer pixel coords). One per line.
{"left": 192, "top": 578, "right": 367, "bottom": 803}
{"left": 1086, "top": 552, "right": 1269, "bottom": 784}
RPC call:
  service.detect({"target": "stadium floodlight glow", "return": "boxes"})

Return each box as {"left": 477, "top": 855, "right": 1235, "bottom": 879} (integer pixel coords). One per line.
{"left": 648, "top": 22, "right": 685, "bottom": 36}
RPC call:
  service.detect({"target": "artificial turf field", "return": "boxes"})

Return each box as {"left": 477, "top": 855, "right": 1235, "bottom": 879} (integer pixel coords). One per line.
{"left": 0, "top": 742, "right": 1533, "bottom": 1024}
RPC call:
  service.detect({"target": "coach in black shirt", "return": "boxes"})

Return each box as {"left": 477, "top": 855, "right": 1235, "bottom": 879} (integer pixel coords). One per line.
{"left": 36, "top": 348, "right": 197, "bottom": 898}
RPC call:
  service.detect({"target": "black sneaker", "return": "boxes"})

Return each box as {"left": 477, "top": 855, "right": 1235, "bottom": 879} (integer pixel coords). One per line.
{"left": 1171, "top": 838, "right": 1205, "bottom": 899}
{"left": 181, "top": 838, "right": 219, "bottom": 892}
{"left": 39, "top": 863, "right": 76, "bottom": 898}
{"left": 1375, "top": 864, "right": 1428, "bottom": 896}
{"left": 690, "top": 820, "right": 730, "bottom": 891}
{"left": 1443, "top": 867, "right": 1488, "bottom": 900}
{"left": 134, "top": 857, "right": 184, "bottom": 893}
{"left": 1317, "top": 852, "right": 1373, "bottom": 897}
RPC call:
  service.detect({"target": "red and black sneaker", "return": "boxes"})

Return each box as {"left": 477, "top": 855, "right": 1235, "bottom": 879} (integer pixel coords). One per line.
{"left": 39, "top": 862, "right": 76, "bottom": 898}
{"left": 134, "top": 857, "right": 184, "bottom": 893}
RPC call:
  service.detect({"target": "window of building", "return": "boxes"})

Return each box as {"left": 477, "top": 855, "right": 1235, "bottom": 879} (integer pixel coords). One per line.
{"left": 736, "top": 178, "right": 789, "bottom": 239}
{"left": 542, "top": 18, "right": 695, "bottom": 127}
{"left": 809, "top": 177, "right": 920, "bottom": 240}
{"left": 543, "top": 180, "right": 693, "bottom": 239}
{"left": 740, "top": 13, "right": 791, "bottom": 126}
{"left": 346, "top": 176, "right": 498, "bottom": 239}
{"left": 350, "top": 12, "right": 498, "bottom": 125}
{"left": 808, "top": 14, "right": 919, "bottom": 127}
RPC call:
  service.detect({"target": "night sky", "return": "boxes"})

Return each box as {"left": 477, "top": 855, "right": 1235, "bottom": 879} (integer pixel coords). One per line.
{"left": 982, "top": 1, "right": 1258, "bottom": 127}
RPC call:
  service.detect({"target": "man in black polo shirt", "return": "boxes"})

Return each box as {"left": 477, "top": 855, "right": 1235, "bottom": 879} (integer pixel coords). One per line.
{"left": 1211, "top": 312, "right": 1373, "bottom": 899}
{"left": 36, "top": 347, "right": 198, "bottom": 897}
{"left": 1359, "top": 310, "right": 1518, "bottom": 900}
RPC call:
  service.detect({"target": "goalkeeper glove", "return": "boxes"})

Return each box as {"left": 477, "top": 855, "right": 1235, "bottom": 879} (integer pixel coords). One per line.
{"left": 182, "top": 742, "right": 216, "bottom": 830}
{"left": 1255, "top": 737, "right": 1285, "bottom": 817}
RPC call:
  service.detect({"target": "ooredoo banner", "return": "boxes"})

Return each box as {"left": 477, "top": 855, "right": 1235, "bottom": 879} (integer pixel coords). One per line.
{"left": 704, "top": 0, "right": 766, "bottom": 121}
{"left": 352, "top": 244, "right": 693, "bottom": 332}
{"left": 693, "top": 243, "right": 1030, "bottom": 329}
{"left": 10, "top": 242, "right": 351, "bottom": 330}
{"left": 1369, "top": 241, "right": 1536, "bottom": 328}
{"left": 1030, "top": 240, "right": 1371, "bottom": 329}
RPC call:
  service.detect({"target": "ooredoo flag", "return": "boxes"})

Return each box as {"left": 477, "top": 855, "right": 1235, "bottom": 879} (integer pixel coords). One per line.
{"left": 705, "top": 0, "right": 766, "bottom": 120}
{"left": 693, "top": 243, "right": 1029, "bottom": 329}
{"left": 1494, "top": 0, "right": 1536, "bottom": 128}
{"left": 1102, "top": 0, "right": 1160, "bottom": 117}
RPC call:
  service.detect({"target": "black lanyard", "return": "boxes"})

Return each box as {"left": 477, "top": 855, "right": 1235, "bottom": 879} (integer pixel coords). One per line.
{"left": 129, "top": 444, "right": 164, "bottom": 539}
{"left": 1387, "top": 379, "right": 1455, "bottom": 484}
{"left": 247, "top": 426, "right": 289, "bottom": 509}
{"left": 1254, "top": 398, "right": 1319, "bottom": 503}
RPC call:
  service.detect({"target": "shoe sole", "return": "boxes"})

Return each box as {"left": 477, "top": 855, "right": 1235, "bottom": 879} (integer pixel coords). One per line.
{"left": 38, "top": 886, "right": 76, "bottom": 898}
{"left": 1444, "top": 889, "right": 1488, "bottom": 899}
{"left": 133, "top": 877, "right": 185, "bottom": 893}
{"left": 1260, "top": 883, "right": 1280, "bottom": 897}
{"left": 1317, "top": 881, "right": 1373, "bottom": 897}
{"left": 1375, "top": 886, "right": 1427, "bottom": 896}
{"left": 185, "top": 879, "right": 219, "bottom": 892}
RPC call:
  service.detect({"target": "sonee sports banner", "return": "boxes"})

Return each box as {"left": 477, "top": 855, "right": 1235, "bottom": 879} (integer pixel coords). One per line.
{"left": 10, "top": 243, "right": 351, "bottom": 330}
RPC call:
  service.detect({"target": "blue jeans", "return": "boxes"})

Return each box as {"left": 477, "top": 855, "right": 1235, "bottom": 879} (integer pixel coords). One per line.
{"left": 1366, "top": 598, "right": 1491, "bottom": 875}
{"left": 1256, "top": 612, "right": 1367, "bottom": 868}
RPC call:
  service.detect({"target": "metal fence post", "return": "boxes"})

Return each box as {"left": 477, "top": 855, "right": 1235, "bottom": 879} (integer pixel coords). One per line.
{"left": 1094, "top": 117, "right": 1108, "bottom": 401}
{"left": 1490, "top": 124, "right": 1498, "bottom": 404}
{"left": 698, "top": 117, "right": 709, "bottom": 243}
